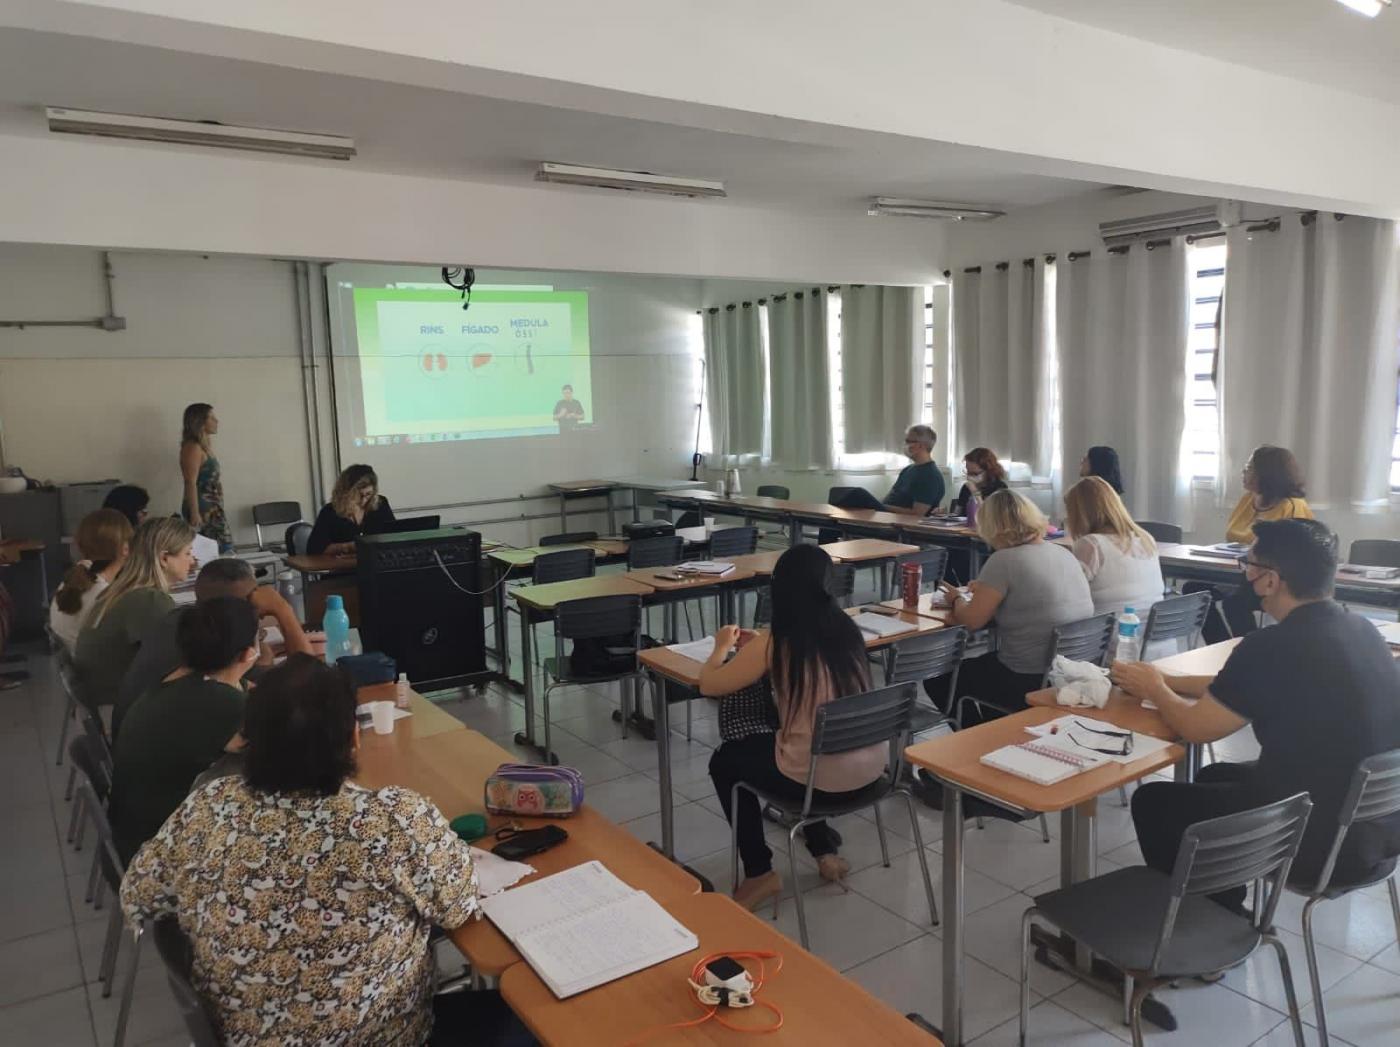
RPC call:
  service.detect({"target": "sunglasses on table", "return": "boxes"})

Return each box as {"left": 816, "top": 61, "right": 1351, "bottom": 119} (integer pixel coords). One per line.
{"left": 1066, "top": 719, "right": 1134, "bottom": 757}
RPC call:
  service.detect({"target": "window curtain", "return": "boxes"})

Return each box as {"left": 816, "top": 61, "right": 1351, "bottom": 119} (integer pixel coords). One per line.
{"left": 1057, "top": 242, "right": 1189, "bottom": 523}
{"left": 1219, "top": 215, "right": 1400, "bottom": 510}
{"left": 839, "top": 285, "right": 922, "bottom": 453}
{"left": 951, "top": 260, "right": 1051, "bottom": 474}
{"left": 702, "top": 302, "right": 764, "bottom": 460}
{"left": 767, "top": 288, "right": 833, "bottom": 470}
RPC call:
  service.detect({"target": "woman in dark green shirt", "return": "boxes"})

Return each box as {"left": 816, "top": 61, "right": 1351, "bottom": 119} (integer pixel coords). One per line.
{"left": 109, "top": 596, "right": 259, "bottom": 864}
{"left": 74, "top": 517, "right": 196, "bottom": 710}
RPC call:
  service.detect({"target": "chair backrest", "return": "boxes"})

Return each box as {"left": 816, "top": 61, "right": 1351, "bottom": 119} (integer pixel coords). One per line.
{"left": 554, "top": 594, "right": 643, "bottom": 643}
{"left": 804, "top": 682, "right": 918, "bottom": 808}
{"left": 755, "top": 484, "right": 790, "bottom": 500}
{"left": 151, "top": 918, "right": 223, "bottom": 1047}
{"left": 284, "top": 522, "right": 313, "bottom": 558}
{"left": 1138, "top": 520, "right": 1184, "bottom": 544}
{"left": 1152, "top": 793, "right": 1312, "bottom": 974}
{"left": 709, "top": 526, "right": 758, "bottom": 558}
{"left": 826, "top": 562, "right": 858, "bottom": 603}
{"left": 628, "top": 535, "right": 684, "bottom": 569}
{"left": 896, "top": 546, "right": 950, "bottom": 589}
{"left": 887, "top": 627, "right": 968, "bottom": 688}
{"left": 540, "top": 530, "right": 598, "bottom": 547}
{"left": 1045, "top": 612, "right": 1118, "bottom": 682}
{"left": 1142, "top": 590, "right": 1213, "bottom": 648}
{"left": 60, "top": 657, "right": 100, "bottom": 714}
{"left": 69, "top": 734, "right": 113, "bottom": 802}
{"left": 75, "top": 780, "right": 127, "bottom": 893}
{"left": 532, "top": 547, "right": 595, "bottom": 585}
{"left": 826, "top": 486, "right": 858, "bottom": 505}
{"left": 252, "top": 501, "right": 304, "bottom": 549}
{"left": 1305, "top": 747, "right": 1400, "bottom": 895}
{"left": 1348, "top": 539, "right": 1400, "bottom": 569}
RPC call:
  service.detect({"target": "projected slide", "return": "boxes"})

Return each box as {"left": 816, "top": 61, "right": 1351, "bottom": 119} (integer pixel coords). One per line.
{"left": 348, "top": 287, "right": 592, "bottom": 444}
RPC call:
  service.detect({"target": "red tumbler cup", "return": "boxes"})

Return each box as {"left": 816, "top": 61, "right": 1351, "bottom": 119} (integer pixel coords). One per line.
{"left": 901, "top": 563, "right": 922, "bottom": 608}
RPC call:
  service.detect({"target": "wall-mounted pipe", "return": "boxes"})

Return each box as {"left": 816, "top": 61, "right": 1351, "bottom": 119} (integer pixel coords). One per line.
{"left": 0, "top": 251, "right": 127, "bottom": 330}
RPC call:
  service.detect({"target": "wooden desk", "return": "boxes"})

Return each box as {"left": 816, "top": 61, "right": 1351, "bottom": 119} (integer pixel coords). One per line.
{"left": 354, "top": 727, "right": 700, "bottom": 977}
{"left": 823, "top": 538, "right": 920, "bottom": 601}
{"left": 879, "top": 593, "right": 956, "bottom": 623}
{"left": 547, "top": 479, "right": 621, "bottom": 533}
{"left": 286, "top": 553, "right": 358, "bottom": 626}
{"left": 723, "top": 550, "right": 784, "bottom": 576}
{"left": 499, "top": 893, "right": 938, "bottom": 1046}
{"left": 905, "top": 709, "right": 1184, "bottom": 1046}
{"left": 511, "top": 575, "right": 657, "bottom": 760}
{"left": 355, "top": 688, "right": 467, "bottom": 742}
{"left": 1156, "top": 544, "right": 1400, "bottom": 611}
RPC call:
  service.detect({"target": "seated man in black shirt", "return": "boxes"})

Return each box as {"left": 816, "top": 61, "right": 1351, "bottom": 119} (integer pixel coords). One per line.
{"left": 821, "top": 425, "right": 946, "bottom": 542}
{"left": 1114, "top": 519, "right": 1400, "bottom": 908}
{"left": 307, "top": 464, "right": 397, "bottom": 555}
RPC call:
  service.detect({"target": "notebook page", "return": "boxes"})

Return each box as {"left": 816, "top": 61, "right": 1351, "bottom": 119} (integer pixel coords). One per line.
{"left": 480, "top": 861, "right": 633, "bottom": 943}
{"left": 518, "top": 891, "right": 698, "bottom": 998}
{"left": 852, "top": 612, "right": 917, "bottom": 639}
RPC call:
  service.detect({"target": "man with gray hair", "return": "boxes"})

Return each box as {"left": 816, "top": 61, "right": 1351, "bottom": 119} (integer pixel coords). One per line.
{"left": 833, "top": 424, "right": 946, "bottom": 517}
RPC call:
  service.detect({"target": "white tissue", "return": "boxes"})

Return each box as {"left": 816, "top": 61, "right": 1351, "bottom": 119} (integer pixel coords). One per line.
{"left": 1047, "top": 655, "right": 1111, "bottom": 709}
{"left": 468, "top": 846, "right": 536, "bottom": 897}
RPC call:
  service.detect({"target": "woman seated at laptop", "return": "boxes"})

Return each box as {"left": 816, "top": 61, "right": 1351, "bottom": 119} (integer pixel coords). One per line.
{"left": 701, "top": 543, "right": 886, "bottom": 910}
{"left": 307, "top": 464, "right": 397, "bottom": 556}
{"left": 121, "top": 654, "right": 533, "bottom": 1047}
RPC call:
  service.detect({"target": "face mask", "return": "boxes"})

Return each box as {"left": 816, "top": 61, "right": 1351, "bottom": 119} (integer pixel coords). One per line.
{"left": 965, "top": 474, "right": 984, "bottom": 489}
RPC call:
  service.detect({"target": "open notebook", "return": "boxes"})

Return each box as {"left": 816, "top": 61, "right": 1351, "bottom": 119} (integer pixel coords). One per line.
{"left": 979, "top": 737, "right": 1110, "bottom": 785}
{"left": 479, "top": 861, "right": 697, "bottom": 998}
{"left": 851, "top": 611, "right": 918, "bottom": 640}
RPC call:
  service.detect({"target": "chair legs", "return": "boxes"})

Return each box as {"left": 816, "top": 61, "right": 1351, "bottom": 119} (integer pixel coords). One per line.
{"left": 1261, "top": 932, "right": 1308, "bottom": 1047}
{"left": 1300, "top": 897, "right": 1331, "bottom": 1047}
{"left": 786, "top": 822, "right": 810, "bottom": 950}
{"left": 1388, "top": 875, "right": 1400, "bottom": 937}
{"left": 1038, "top": 814, "right": 1050, "bottom": 844}
{"left": 56, "top": 691, "right": 76, "bottom": 767}
{"left": 1018, "top": 907, "right": 1036, "bottom": 1046}
{"left": 872, "top": 800, "right": 891, "bottom": 867}
{"left": 1127, "top": 978, "right": 1153, "bottom": 1047}
{"left": 898, "top": 790, "right": 938, "bottom": 925}
{"left": 111, "top": 924, "right": 144, "bottom": 1047}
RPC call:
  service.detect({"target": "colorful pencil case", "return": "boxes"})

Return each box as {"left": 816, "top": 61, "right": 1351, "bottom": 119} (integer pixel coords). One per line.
{"left": 484, "top": 763, "right": 584, "bottom": 818}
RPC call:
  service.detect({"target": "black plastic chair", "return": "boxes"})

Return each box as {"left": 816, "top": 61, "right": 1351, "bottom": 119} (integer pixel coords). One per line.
{"left": 1138, "top": 521, "right": 1184, "bottom": 544}
{"left": 540, "top": 594, "right": 645, "bottom": 763}
{"left": 756, "top": 485, "right": 790, "bottom": 500}
{"left": 896, "top": 546, "right": 949, "bottom": 592}
{"left": 826, "top": 562, "right": 858, "bottom": 607}
{"left": 1141, "top": 590, "right": 1212, "bottom": 652}
{"left": 1348, "top": 539, "right": 1400, "bottom": 569}
{"left": 709, "top": 526, "right": 758, "bottom": 558}
{"left": 730, "top": 682, "right": 938, "bottom": 948}
{"left": 1287, "top": 749, "right": 1400, "bottom": 1046}
{"left": 1020, "top": 793, "right": 1313, "bottom": 1047}
{"left": 150, "top": 918, "right": 223, "bottom": 1047}
{"left": 540, "top": 530, "right": 599, "bottom": 547}
{"left": 252, "top": 501, "right": 305, "bottom": 551}
{"left": 284, "top": 522, "right": 313, "bottom": 557}
{"left": 508, "top": 548, "right": 596, "bottom": 672}
{"left": 887, "top": 627, "right": 968, "bottom": 725}
{"left": 628, "top": 536, "right": 683, "bottom": 569}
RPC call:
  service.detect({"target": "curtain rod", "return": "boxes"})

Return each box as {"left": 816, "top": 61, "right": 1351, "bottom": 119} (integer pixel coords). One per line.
{"left": 1067, "top": 250, "right": 1091, "bottom": 262}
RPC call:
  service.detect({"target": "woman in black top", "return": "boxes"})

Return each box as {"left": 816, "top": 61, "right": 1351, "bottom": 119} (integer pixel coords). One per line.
{"left": 1080, "top": 445, "right": 1125, "bottom": 496}
{"left": 306, "top": 465, "right": 396, "bottom": 556}
{"left": 947, "top": 447, "right": 1010, "bottom": 516}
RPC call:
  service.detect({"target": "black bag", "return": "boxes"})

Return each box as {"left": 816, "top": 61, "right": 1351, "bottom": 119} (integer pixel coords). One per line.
{"left": 718, "top": 676, "right": 779, "bottom": 741}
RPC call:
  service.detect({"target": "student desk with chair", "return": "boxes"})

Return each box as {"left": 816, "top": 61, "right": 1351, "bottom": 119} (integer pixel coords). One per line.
{"left": 637, "top": 606, "right": 951, "bottom": 861}
{"left": 905, "top": 696, "right": 1185, "bottom": 1047}
{"left": 1156, "top": 542, "right": 1400, "bottom": 612}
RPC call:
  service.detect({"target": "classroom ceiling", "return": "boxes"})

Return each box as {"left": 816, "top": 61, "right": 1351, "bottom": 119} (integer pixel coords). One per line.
{"left": 0, "top": 29, "right": 1108, "bottom": 214}
{"left": 1006, "top": 0, "right": 1400, "bottom": 104}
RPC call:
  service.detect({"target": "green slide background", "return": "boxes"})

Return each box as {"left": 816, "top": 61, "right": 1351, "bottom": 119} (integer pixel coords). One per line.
{"left": 351, "top": 287, "right": 592, "bottom": 435}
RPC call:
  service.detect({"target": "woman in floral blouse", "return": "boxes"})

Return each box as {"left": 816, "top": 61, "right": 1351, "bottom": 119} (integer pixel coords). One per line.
{"left": 121, "top": 654, "right": 533, "bottom": 1046}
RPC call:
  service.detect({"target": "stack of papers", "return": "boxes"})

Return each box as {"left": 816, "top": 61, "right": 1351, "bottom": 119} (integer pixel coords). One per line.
{"left": 667, "top": 636, "right": 717, "bottom": 663}
{"left": 678, "top": 561, "right": 736, "bottom": 575}
{"left": 851, "top": 611, "right": 918, "bottom": 639}
{"left": 1370, "top": 620, "right": 1400, "bottom": 648}
{"left": 1341, "top": 564, "right": 1400, "bottom": 580}
{"left": 1192, "top": 542, "right": 1250, "bottom": 560}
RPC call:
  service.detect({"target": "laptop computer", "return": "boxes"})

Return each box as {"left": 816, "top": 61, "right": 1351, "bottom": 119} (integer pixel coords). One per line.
{"left": 381, "top": 515, "right": 441, "bottom": 535}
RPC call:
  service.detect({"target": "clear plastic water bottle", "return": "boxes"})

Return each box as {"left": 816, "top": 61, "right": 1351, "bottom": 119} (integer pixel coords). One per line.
{"left": 395, "top": 672, "right": 411, "bottom": 709}
{"left": 322, "top": 594, "right": 351, "bottom": 665}
{"left": 1115, "top": 606, "right": 1142, "bottom": 664}
{"left": 276, "top": 569, "right": 305, "bottom": 626}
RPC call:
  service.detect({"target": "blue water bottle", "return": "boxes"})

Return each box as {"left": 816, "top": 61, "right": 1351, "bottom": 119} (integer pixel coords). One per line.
{"left": 322, "top": 594, "right": 351, "bottom": 665}
{"left": 1115, "top": 606, "right": 1142, "bottom": 664}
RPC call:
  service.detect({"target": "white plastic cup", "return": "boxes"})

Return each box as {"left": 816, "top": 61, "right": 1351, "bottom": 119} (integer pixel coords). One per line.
{"left": 370, "top": 701, "right": 396, "bottom": 735}
{"left": 703, "top": 517, "right": 717, "bottom": 535}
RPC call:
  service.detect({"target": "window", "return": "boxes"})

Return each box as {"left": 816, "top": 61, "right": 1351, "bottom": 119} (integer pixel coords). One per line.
{"left": 1184, "top": 242, "right": 1226, "bottom": 481}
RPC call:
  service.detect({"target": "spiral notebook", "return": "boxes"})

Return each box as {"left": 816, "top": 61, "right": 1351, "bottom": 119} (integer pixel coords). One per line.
{"left": 479, "top": 861, "right": 697, "bottom": 999}
{"left": 979, "top": 738, "right": 1110, "bottom": 785}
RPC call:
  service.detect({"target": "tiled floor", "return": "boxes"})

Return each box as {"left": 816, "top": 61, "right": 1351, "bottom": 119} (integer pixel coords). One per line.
{"left": 2, "top": 608, "right": 1397, "bottom": 1046}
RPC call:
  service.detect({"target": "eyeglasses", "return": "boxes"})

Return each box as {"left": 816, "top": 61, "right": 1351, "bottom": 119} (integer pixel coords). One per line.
{"left": 1067, "top": 719, "right": 1134, "bottom": 757}
{"left": 1242, "top": 558, "right": 1276, "bottom": 575}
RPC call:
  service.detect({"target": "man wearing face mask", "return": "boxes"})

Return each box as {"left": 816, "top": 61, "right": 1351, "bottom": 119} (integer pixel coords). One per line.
{"left": 1112, "top": 519, "right": 1400, "bottom": 910}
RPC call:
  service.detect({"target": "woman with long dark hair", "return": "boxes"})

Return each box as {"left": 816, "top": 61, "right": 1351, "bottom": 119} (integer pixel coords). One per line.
{"left": 179, "top": 403, "right": 233, "bottom": 552}
{"left": 701, "top": 543, "right": 884, "bottom": 910}
{"left": 1080, "top": 445, "right": 1125, "bottom": 496}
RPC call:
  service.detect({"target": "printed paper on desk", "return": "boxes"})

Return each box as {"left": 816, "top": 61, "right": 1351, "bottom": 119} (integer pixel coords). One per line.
{"left": 190, "top": 534, "right": 220, "bottom": 568}
{"left": 667, "top": 636, "right": 717, "bottom": 663}
{"left": 355, "top": 702, "right": 412, "bottom": 722}
{"left": 1371, "top": 620, "right": 1400, "bottom": 647}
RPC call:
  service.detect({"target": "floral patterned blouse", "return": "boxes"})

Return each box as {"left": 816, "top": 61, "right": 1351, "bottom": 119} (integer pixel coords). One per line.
{"left": 121, "top": 776, "right": 479, "bottom": 1046}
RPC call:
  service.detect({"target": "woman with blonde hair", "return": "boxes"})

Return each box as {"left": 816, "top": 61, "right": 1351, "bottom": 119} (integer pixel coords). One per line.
{"left": 934, "top": 489, "right": 1092, "bottom": 721}
{"left": 75, "top": 517, "right": 195, "bottom": 708}
{"left": 180, "top": 402, "right": 233, "bottom": 552}
{"left": 49, "top": 509, "right": 134, "bottom": 650}
{"left": 1064, "top": 476, "right": 1165, "bottom": 637}
{"left": 307, "top": 464, "right": 397, "bottom": 556}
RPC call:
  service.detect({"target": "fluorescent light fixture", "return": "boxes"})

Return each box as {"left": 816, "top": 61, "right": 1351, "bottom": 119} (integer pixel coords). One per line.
{"left": 867, "top": 197, "right": 1004, "bottom": 221}
{"left": 1335, "top": 0, "right": 1389, "bottom": 16}
{"left": 536, "top": 161, "right": 725, "bottom": 198}
{"left": 45, "top": 107, "right": 356, "bottom": 160}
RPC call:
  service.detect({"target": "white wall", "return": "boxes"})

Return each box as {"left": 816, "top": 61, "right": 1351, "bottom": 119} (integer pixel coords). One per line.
{"left": 0, "top": 245, "right": 313, "bottom": 545}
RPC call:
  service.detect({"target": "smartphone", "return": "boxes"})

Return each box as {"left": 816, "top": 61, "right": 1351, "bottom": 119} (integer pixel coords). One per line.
{"left": 862, "top": 604, "right": 900, "bottom": 617}
{"left": 491, "top": 825, "right": 569, "bottom": 861}
{"left": 653, "top": 571, "right": 687, "bottom": 581}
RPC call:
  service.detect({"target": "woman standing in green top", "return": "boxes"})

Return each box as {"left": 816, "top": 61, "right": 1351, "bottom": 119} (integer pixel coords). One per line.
{"left": 180, "top": 402, "right": 233, "bottom": 553}
{"left": 74, "top": 517, "right": 195, "bottom": 710}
